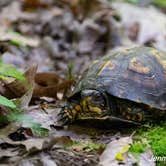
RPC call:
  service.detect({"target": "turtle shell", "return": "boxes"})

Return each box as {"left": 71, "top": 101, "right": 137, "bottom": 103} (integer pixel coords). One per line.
{"left": 73, "top": 47, "right": 166, "bottom": 110}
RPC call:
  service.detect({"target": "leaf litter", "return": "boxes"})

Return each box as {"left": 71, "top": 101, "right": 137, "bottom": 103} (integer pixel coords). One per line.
{"left": 0, "top": 0, "right": 165, "bottom": 165}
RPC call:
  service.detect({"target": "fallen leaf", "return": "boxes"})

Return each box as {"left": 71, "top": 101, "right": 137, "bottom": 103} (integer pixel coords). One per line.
{"left": 22, "top": 0, "right": 52, "bottom": 10}
{"left": 113, "top": 2, "right": 166, "bottom": 51}
{"left": 33, "top": 73, "right": 74, "bottom": 98}
{"left": 0, "top": 1, "right": 37, "bottom": 26}
{"left": 0, "top": 142, "right": 21, "bottom": 159}
{"left": 115, "top": 144, "right": 130, "bottom": 161}
{"left": 139, "top": 149, "right": 155, "bottom": 166}
{"left": 40, "top": 154, "right": 58, "bottom": 166}
{"left": 1, "top": 65, "right": 37, "bottom": 100}
{"left": 0, "top": 62, "right": 25, "bottom": 81}
{"left": 99, "top": 136, "right": 136, "bottom": 166}
{"left": 35, "top": 73, "right": 63, "bottom": 86}
{"left": 0, "top": 124, "right": 45, "bottom": 151}
{"left": 0, "top": 123, "right": 20, "bottom": 138}
{"left": 0, "top": 30, "right": 40, "bottom": 47}
{"left": 21, "top": 138, "right": 45, "bottom": 151}
{"left": 0, "top": 95, "right": 16, "bottom": 109}
{"left": 58, "top": 0, "right": 110, "bottom": 20}
{"left": 19, "top": 65, "right": 37, "bottom": 109}
{"left": 27, "top": 108, "right": 55, "bottom": 130}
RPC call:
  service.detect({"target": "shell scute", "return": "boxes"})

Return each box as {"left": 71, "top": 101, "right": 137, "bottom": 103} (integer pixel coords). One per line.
{"left": 74, "top": 47, "right": 166, "bottom": 110}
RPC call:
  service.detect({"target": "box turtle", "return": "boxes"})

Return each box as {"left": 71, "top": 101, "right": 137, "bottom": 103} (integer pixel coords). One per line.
{"left": 59, "top": 47, "right": 166, "bottom": 125}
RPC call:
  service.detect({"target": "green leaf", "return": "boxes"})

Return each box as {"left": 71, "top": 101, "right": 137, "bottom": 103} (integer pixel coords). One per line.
{"left": 0, "top": 95, "right": 16, "bottom": 108}
{"left": 67, "top": 62, "right": 74, "bottom": 80}
{"left": 7, "top": 111, "right": 49, "bottom": 137}
{"left": 0, "top": 63, "right": 25, "bottom": 80}
{"left": 0, "top": 30, "right": 39, "bottom": 47}
{"left": 30, "top": 123, "right": 49, "bottom": 137}
{"left": 116, "top": 144, "right": 130, "bottom": 161}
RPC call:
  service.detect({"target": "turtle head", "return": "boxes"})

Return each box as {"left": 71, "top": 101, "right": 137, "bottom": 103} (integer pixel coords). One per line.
{"left": 58, "top": 89, "right": 108, "bottom": 125}
{"left": 79, "top": 89, "right": 107, "bottom": 119}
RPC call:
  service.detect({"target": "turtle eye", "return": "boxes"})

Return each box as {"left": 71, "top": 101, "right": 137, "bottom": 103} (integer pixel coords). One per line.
{"left": 93, "top": 94, "right": 103, "bottom": 101}
{"left": 92, "top": 93, "right": 105, "bottom": 107}
{"left": 93, "top": 91, "right": 103, "bottom": 100}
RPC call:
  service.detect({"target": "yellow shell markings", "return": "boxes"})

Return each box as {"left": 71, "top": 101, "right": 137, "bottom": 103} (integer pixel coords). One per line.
{"left": 92, "top": 59, "right": 99, "bottom": 65}
{"left": 97, "top": 60, "right": 115, "bottom": 75}
{"left": 123, "top": 47, "right": 136, "bottom": 54}
{"left": 126, "top": 58, "right": 157, "bottom": 89}
{"left": 128, "top": 57, "right": 150, "bottom": 74}
{"left": 149, "top": 48, "right": 166, "bottom": 59}
{"left": 149, "top": 49, "right": 166, "bottom": 78}
{"left": 150, "top": 49, "right": 166, "bottom": 68}
{"left": 88, "top": 59, "right": 99, "bottom": 69}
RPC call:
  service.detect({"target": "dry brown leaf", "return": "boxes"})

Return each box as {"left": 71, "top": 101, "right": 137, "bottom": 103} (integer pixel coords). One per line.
{"left": 35, "top": 73, "right": 63, "bottom": 86}
{"left": 58, "top": 0, "right": 110, "bottom": 20}
{"left": 1, "top": 69, "right": 73, "bottom": 100}
{"left": 0, "top": 124, "right": 44, "bottom": 151}
{"left": 22, "top": 0, "right": 52, "bottom": 10}
{"left": 34, "top": 73, "right": 74, "bottom": 98}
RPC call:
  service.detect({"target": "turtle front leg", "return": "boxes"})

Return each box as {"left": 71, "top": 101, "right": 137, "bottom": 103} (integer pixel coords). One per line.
{"left": 58, "top": 103, "right": 82, "bottom": 125}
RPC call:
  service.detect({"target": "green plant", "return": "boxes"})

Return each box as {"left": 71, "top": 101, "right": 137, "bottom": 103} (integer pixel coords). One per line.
{"left": 67, "top": 62, "right": 74, "bottom": 80}
{"left": 130, "top": 140, "right": 150, "bottom": 157}
{"left": 0, "top": 62, "right": 48, "bottom": 137}
{"left": 0, "top": 95, "right": 16, "bottom": 109}
{"left": 0, "top": 62, "right": 25, "bottom": 81}
{"left": 0, "top": 62, "right": 24, "bottom": 108}
{"left": 7, "top": 110, "right": 49, "bottom": 137}
{"left": 153, "top": 0, "right": 166, "bottom": 7}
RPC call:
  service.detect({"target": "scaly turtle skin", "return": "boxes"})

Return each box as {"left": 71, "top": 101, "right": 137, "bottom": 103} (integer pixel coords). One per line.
{"left": 59, "top": 47, "right": 166, "bottom": 125}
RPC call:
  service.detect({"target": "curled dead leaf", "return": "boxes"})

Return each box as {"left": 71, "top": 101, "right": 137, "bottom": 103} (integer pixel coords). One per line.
{"left": 22, "top": 0, "right": 52, "bottom": 10}
{"left": 34, "top": 73, "right": 74, "bottom": 99}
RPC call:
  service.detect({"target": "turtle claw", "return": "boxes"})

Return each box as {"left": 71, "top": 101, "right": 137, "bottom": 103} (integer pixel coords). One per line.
{"left": 57, "top": 106, "right": 73, "bottom": 125}
{"left": 62, "top": 118, "right": 71, "bottom": 126}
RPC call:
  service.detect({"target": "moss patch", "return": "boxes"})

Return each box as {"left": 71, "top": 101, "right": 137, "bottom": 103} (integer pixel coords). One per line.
{"left": 130, "top": 141, "right": 149, "bottom": 157}
{"left": 153, "top": 0, "right": 166, "bottom": 7}
{"left": 129, "top": 121, "right": 166, "bottom": 165}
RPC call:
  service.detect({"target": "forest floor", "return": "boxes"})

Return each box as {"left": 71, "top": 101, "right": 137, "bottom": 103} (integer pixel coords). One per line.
{"left": 0, "top": 0, "right": 166, "bottom": 166}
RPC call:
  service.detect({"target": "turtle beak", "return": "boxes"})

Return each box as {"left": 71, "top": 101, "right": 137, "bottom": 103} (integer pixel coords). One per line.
{"left": 88, "top": 105, "right": 103, "bottom": 114}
